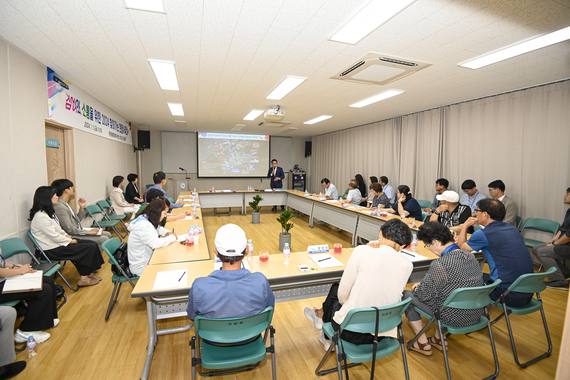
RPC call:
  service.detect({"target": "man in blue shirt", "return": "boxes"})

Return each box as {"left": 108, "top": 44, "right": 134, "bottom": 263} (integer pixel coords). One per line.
{"left": 459, "top": 179, "right": 487, "bottom": 214}
{"left": 379, "top": 176, "right": 395, "bottom": 205}
{"left": 186, "top": 224, "right": 275, "bottom": 320}
{"left": 144, "top": 171, "right": 183, "bottom": 208}
{"left": 458, "top": 199, "right": 534, "bottom": 307}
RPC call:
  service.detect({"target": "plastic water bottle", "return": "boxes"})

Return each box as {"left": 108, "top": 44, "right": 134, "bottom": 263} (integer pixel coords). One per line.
{"left": 211, "top": 185, "right": 215, "bottom": 192}
{"left": 193, "top": 187, "right": 196, "bottom": 192}
{"left": 247, "top": 239, "right": 254, "bottom": 261}
{"left": 411, "top": 234, "right": 418, "bottom": 253}
{"left": 193, "top": 224, "right": 200, "bottom": 244}
{"left": 27, "top": 335, "right": 37, "bottom": 358}
{"left": 400, "top": 211, "right": 406, "bottom": 220}
{"left": 187, "top": 225, "right": 195, "bottom": 247}
{"left": 283, "top": 243, "right": 290, "bottom": 265}
{"left": 305, "top": 189, "right": 309, "bottom": 196}
{"left": 319, "top": 191, "right": 323, "bottom": 198}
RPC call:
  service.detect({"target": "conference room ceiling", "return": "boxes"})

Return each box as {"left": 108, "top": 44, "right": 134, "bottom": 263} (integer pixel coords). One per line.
{"left": 1, "top": 0, "right": 569, "bottom": 137}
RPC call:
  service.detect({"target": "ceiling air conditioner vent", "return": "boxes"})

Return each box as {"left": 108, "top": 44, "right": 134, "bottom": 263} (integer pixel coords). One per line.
{"left": 332, "top": 52, "right": 431, "bottom": 85}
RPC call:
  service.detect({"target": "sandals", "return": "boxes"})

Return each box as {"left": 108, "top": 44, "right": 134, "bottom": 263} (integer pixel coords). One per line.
{"left": 77, "top": 277, "right": 100, "bottom": 287}
{"left": 428, "top": 336, "right": 448, "bottom": 351}
{"left": 407, "top": 340, "right": 433, "bottom": 356}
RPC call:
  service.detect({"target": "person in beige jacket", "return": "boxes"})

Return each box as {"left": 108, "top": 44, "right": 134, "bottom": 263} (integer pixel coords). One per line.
{"left": 29, "top": 186, "right": 104, "bottom": 287}
{"left": 303, "top": 219, "right": 413, "bottom": 350}
{"left": 110, "top": 176, "right": 139, "bottom": 217}
{"left": 51, "top": 179, "right": 111, "bottom": 249}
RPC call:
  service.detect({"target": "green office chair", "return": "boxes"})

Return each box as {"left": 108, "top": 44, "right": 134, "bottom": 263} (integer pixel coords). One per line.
{"left": 85, "top": 205, "right": 125, "bottom": 240}
{"left": 520, "top": 218, "right": 560, "bottom": 248}
{"left": 490, "top": 268, "right": 555, "bottom": 368}
{"left": 422, "top": 212, "right": 429, "bottom": 222}
{"left": 97, "top": 200, "right": 129, "bottom": 231}
{"left": 190, "top": 307, "right": 276, "bottom": 380}
{"left": 417, "top": 199, "right": 431, "bottom": 209}
{"left": 101, "top": 239, "right": 144, "bottom": 321}
{"left": 515, "top": 216, "right": 523, "bottom": 231}
{"left": 407, "top": 280, "right": 502, "bottom": 380}
{"left": 316, "top": 298, "right": 412, "bottom": 380}
{"left": 27, "top": 231, "right": 78, "bottom": 292}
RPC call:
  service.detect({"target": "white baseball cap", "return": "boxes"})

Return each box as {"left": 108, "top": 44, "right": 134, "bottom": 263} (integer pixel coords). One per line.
{"left": 436, "top": 190, "right": 460, "bottom": 203}
{"left": 214, "top": 224, "right": 247, "bottom": 256}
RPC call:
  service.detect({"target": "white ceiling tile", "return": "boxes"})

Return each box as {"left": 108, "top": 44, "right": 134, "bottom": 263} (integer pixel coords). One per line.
{"left": 290, "top": 17, "right": 338, "bottom": 49}
{"left": 315, "top": 0, "right": 367, "bottom": 21}
{"left": 46, "top": 0, "right": 104, "bottom": 33}
{"left": 203, "top": 0, "right": 244, "bottom": 21}
{"left": 167, "top": 0, "right": 203, "bottom": 29}
{"left": 84, "top": 0, "right": 131, "bottom": 22}
{"left": 201, "top": 17, "right": 236, "bottom": 48}
{"left": 234, "top": 2, "right": 279, "bottom": 40}
{"left": 426, "top": 1, "right": 479, "bottom": 25}
{"left": 226, "top": 38, "right": 261, "bottom": 62}
{"left": 272, "top": 0, "right": 326, "bottom": 32}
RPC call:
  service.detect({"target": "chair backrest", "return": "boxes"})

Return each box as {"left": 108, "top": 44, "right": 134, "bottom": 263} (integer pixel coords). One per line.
{"left": 86, "top": 204, "right": 103, "bottom": 216}
{"left": 521, "top": 218, "right": 560, "bottom": 236}
{"left": 473, "top": 225, "right": 483, "bottom": 232}
{"left": 516, "top": 216, "right": 523, "bottom": 230}
{"left": 101, "top": 238, "right": 122, "bottom": 266}
{"left": 421, "top": 213, "right": 429, "bottom": 222}
{"left": 97, "top": 200, "right": 112, "bottom": 210}
{"left": 508, "top": 267, "right": 556, "bottom": 294}
{"left": 0, "top": 237, "right": 32, "bottom": 259}
{"left": 27, "top": 231, "right": 41, "bottom": 250}
{"left": 443, "top": 280, "right": 501, "bottom": 310}
{"left": 194, "top": 307, "right": 274, "bottom": 344}
{"left": 339, "top": 297, "right": 412, "bottom": 335}
{"left": 417, "top": 199, "right": 431, "bottom": 209}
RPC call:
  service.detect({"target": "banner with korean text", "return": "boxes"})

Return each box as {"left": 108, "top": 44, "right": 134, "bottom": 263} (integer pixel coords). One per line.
{"left": 47, "top": 68, "right": 132, "bottom": 145}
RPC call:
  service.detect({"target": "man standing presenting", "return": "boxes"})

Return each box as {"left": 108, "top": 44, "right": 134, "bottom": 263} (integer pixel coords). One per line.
{"left": 145, "top": 171, "right": 183, "bottom": 208}
{"left": 313, "top": 178, "right": 338, "bottom": 200}
{"left": 267, "top": 159, "right": 285, "bottom": 212}
{"left": 458, "top": 199, "right": 533, "bottom": 306}
{"left": 488, "top": 180, "right": 517, "bottom": 226}
{"left": 379, "top": 176, "right": 395, "bottom": 204}
{"left": 186, "top": 224, "right": 275, "bottom": 320}
{"left": 424, "top": 178, "right": 449, "bottom": 213}
{"left": 533, "top": 187, "right": 570, "bottom": 290}
{"left": 429, "top": 190, "right": 473, "bottom": 233}
{"left": 51, "top": 179, "right": 111, "bottom": 249}
{"left": 460, "top": 179, "right": 487, "bottom": 214}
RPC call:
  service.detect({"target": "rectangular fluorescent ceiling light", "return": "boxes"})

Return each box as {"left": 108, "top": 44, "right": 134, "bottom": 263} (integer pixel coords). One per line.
{"left": 243, "top": 109, "right": 264, "bottom": 120}
{"left": 266, "top": 76, "right": 306, "bottom": 100}
{"left": 330, "top": 0, "right": 416, "bottom": 45}
{"left": 167, "top": 103, "right": 184, "bottom": 116}
{"left": 124, "top": 0, "right": 166, "bottom": 13}
{"left": 349, "top": 89, "right": 405, "bottom": 108}
{"left": 460, "top": 25, "right": 570, "bottom": 69}
{"left": 304, "top": 115, "right": 333, "bottom": 125}
{"left": 148, "top": 60, "right": 179, "bottom": 90}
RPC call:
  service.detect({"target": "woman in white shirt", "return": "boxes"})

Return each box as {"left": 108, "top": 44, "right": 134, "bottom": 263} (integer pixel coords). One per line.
{"left": 110, "top": 176, "right": 140, "bottom": 216}
{"left": 303, "top": 219, "right": 413, "bottom": 350}
{"left": 127, "top": 199, "right": 177, "bottom": 276}
{"left": 29, "top": 186, "right": 104, "bottom": 287}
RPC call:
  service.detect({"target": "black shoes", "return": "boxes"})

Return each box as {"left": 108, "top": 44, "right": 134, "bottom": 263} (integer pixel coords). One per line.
{"left": 0, "top": 361, "right": 27, "bottom": 380}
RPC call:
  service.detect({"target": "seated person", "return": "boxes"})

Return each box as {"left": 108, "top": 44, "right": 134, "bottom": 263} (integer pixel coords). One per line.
{"left": 125, "top": 173, "right": 143, "bottom": 204}
{"left": 488, "top": 179, "right": 517, "bottom": 226}
{"left": 404, "top": 222, "right": 484, "bottom": 356}
{"left": 0, "top": 259, "right": 59, "bottom": 344}
{"left": 109, "top": 175, "right": 140, "bottom": 217}
{"left": 532, "top": 187, "right": 570, "bottom": 289}
{"left": 458, "top": 199, "right": 534, "bottom": 307}
{"left": 128, "top": 199, "right": 178, "bottom": 276}
{"left": 145, "top": 171, "right": 183, "bottom": 208}
{"left": 363, "top": 176, "right": 378, "bottom": 203}
{"left": 312, "top": 178, "right": 338, "bottom": 200}
{"left": 429, "top": 190, "right": 473, "bottom": 233}
{"left": 386, "top": 185, "right": 422, "bottom": 221}
{"left": 355, "top": 174, "right": 367, "bottom": 206}
{"left": 51, "top": 179, "right": 111, "bottom": 249}
{"left": 0, "top": 306, "right": 26, "bottom": 377}
{"left": 424, "top": 178, "right": 449, "bottom": 213}
{"left": 379, "top": 176, "right": 395, "bottom": 205}
{"left": 460, "top": 179, "right": 486, "bottom": 214}
{"left": 341, "top": 180, "right": 362, "bottom": 205}
{"left": 303, "top": 219, "right": 413, "bottom": 350}
{"left": 368, "top": 182, "right": 390, "bottom": 210}
{"left": 135, "top": 189, "right": 190, "bottom": 225}
{"left": 30, "top": 186, "right": 104, "bottom": 287}
{"left": 186, "top": 224, "right": 274, "bottom": 320}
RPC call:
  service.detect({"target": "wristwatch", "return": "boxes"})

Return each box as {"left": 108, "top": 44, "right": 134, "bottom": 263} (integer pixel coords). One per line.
{"left": 434, "top": 212, "right": 440, "bottom": 216}
{"left": 552, "top": 242, "right": 556, "bottom": 246}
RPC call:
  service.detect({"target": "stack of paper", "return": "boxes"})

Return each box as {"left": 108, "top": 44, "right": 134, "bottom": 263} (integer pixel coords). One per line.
{"left": 308, "top": 254, "right": 344, "bottom": 269}
{"left": 3, "top": 271, "right": 43, "bottom": 293}
{"left": 399, "top": 250, "right": 428, "bottom": 262}
{"left": 153, "top": 270, "right": 188, "bottom": 290}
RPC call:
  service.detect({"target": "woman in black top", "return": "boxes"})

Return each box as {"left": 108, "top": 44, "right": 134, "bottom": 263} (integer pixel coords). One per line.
{"left": 125, "top": 173, "right": 143, "bottom": 204}
{"left": 355, "top": 174, "right": 367, "bottom": 206}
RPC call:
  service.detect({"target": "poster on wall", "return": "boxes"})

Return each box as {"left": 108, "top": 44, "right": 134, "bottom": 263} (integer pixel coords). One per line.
{"left": 47, "top": 68, "right": 132, "bottom": 145}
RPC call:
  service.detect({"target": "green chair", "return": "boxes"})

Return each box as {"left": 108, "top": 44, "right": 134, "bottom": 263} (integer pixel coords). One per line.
{"left": 421, "top": 212, "right": 429, "bottom": 222}
{"left": 85, "top": 205, "right": 125, "bottom": 240}
{"left": 407, "top": 280, "right": 502, "bottom": 380}
{"left": 516, "top": 216, "right": 523, "bottom": 231}
{"left": 520, "top": 218, "right": 560, "bottom": 248}
{"left": 101, "top": 238, "right": 144, "bottom": 321}
{"left": 97, "top": 200, "right": 129, "bottom": 231}
{"left": 474, "top": 224, "right": 483, "bottom": 232}
{"left": 315, "top": 298, "right": 412, "bottom": 380}
{"left": 490, "top": 268, "right": 555, "bottom": 368}
{"left": 26, "top": 231, "right": 78, "bottom": 292}
{"left": 417, "top": 199, "right": 431, "bottom": 209}
{"left": 190, "top": 307, "right": 276, "bottom": 380}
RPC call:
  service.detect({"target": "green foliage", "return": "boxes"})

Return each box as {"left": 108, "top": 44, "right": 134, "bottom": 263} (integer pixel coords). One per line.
{"left": 276, "top": 209, "right": 295, "bottom": 234}
{"left": 248, "top": 194, "right": 263, "bottom": 213}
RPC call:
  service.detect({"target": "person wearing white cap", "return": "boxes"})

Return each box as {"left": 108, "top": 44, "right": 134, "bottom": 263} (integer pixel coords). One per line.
{"left": 429, "top": 190, "right": 473, "bottom": 233}
{"left": 186, "top": 224, "right": 275, "bottom": 320}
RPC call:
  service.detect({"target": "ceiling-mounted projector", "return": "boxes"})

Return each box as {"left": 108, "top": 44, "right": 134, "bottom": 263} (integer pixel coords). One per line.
{"left": 264, "top": 106, "right": 285, "bottom": 122}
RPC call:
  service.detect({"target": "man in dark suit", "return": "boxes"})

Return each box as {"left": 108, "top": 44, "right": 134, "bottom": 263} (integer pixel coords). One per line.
{"left": 488, "top": 179, "right": 518, "bottom": 226}
{"left": 267, "top": 159, "right": 285, "bottom": 212}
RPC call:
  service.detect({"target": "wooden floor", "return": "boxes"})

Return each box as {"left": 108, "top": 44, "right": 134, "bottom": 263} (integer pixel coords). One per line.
{"left": 14, "top": 208, "right": 567, "bottom": 380}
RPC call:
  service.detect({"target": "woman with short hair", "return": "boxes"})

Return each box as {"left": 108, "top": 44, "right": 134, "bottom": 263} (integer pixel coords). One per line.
{"left": 125, "top": 173, "right": 143, "bottom": 204}
{"left": 110, "top": 175, "right": 140, "bottom": 217}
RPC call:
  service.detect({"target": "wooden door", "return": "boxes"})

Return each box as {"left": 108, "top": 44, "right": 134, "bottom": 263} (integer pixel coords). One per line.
{"left": 45, "top": 125, "right": 66, "bottom": 185}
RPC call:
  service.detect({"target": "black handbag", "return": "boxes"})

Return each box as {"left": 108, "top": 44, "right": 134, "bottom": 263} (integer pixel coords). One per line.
{"left": 111, "top": 243, "right": 134, "bottom": 278}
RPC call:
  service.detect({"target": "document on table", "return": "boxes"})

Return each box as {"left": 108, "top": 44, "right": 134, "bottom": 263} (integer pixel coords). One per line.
{"left": 2, "top": 271, "right": 43, "bottom": 293}
{"left": 82, "top": 227, "right": 103, "bottom": 235}
{"left": 182, "top": 215, "right": 193, "bottom": 220}
{"left": 183, "top": 199, "right": 193, "bottom": 202}
{"left": 326, "top": 200, "right": 340, "bottom": 203}
{"left": 361, "top": 210, "right": 372, "bottom": 214}
{"left": 179, "top": 195, "right": 192, "bottom": 197}
{"left": 350, "top": 205, "right": 366, "bottom": 209}
{"left": 176, "top": 234, "right": 190, "bottom": 242}
{"left": 308, "top": 254, "right": 344, "bottom": 269}
{"left": 153, "top": 269, "right": 188, "bottom": 290}
{"left": 399, "top": 250, "right": 428, "bottom": 262}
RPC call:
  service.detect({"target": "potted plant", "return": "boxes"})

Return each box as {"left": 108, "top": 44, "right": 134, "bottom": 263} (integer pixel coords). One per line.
{"left": 276, "top": 209, "right": 295, "bottom": 251}
{"left": 249, "top": 194, "right": 263, "bottom": 224}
